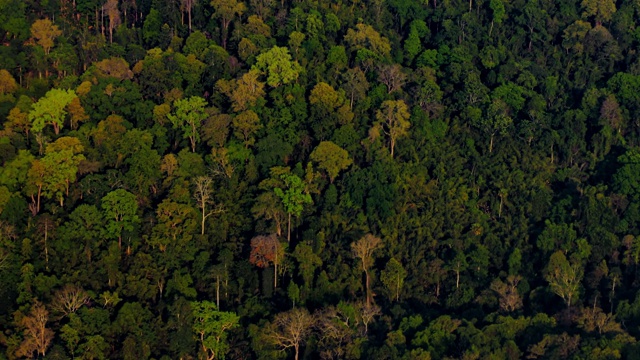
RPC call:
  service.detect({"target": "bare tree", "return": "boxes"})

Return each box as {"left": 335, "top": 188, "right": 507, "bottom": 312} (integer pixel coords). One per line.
{"left": 351, "top": 234, "right": 382, "bottom": 306}
{"left": 377, "top": 64, "right": 407, "bottom": 94}
{"left": 103, "top": 0, "right": 121, "bottom": 44}
{"left": 264, "top": 308, "right": 315, "bottom": 360}
{"left": 490, "top": 275, "right": 523, "bottom": 313}
{"left": 16, "top": 301, "right": 54, "bottom": 359}
{"left": 193, "top": 176, "right": 223, "bottom": 235}
{"left": 356, "top": 301, "right": 381, "bottom": 335}
{"left": 51, "top": 285, "right": 90, "bottom": 317}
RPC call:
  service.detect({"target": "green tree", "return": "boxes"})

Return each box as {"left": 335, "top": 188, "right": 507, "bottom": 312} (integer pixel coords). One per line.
{"left": 381, "top": 258, "right": 407, "bottom": 302}
{"left": 101, "top": 189, "right": 140, "bottom": 250}
{"left": 168, "top": 96, "right": 208, "bottom": 152}
{"left": 40, "top": 137, "right": 85, "bottom": 207}
{"left": 581, "top": 0, "right": 616, "bottom": 26}
{"left": 274, "top": 173, "right": 312, "bottom": 242}
{"left": 232, "top": 110, "right": 262, "bottom": 148}
{"left": 252, "top": 46, "right": 302, "bottom": 88}
{"left": 309, "top": 141, "right": 352, "bottom": 183}
{"left": 29, "top": 88, "right": 77, "bottom": 135}
{"left": 191, "top": 301, "right": 239, "bottom": 360}
{"left": 544, "top": 251, "right": 583, "bottom": 309}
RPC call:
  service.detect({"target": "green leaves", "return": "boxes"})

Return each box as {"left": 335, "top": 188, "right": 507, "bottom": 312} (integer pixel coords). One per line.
{"left": 191, "top": 300, "right": 239, "bottom": 360}
{"left": 252, "top": 46, "right": 302, "bottom": 87}
{"left": 29, "top": 88, "right": 77, "bottom": 135}
{"left": 101, "top": 189, "right": 140, "bottom": 248}
{"left": 274, "top": 173, "right": 312, "bottom": 219}
{"left": 168, "top": 96, "right": 208, "bottom": 152}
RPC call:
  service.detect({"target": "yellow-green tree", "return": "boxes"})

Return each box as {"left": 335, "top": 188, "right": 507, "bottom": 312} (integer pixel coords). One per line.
{"left": 29, "top": 18, "right": 62, "bottom": 55}
{"left": 373, "top": 100, "right": 411, "bottom": 158}
{"left": 309, "top": 141, "right": 352, "bottom": 184}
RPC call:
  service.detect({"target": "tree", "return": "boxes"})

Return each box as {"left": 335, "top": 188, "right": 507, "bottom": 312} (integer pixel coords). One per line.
{"left": 374, "top": 100, "right": 411, "bottom": 158}
{"left": 232, "top": 110, "right": 262, "bottom": 148}
{"left": 490, "top": 275, "right": 523, "bottom": 312}
{"left": 252, "top": 46, "right": 302, "bottom": 88}
{"left": 217, "top": 70, "right": 266, "bottom": 112}
{"left": 16, "top": 301, "right": 54, "bottom": 358}
{"left": 101, "top": 189, "right": 140, "bottom": 250}
{"left": 0, "top": 69, "right": 18, "bottom": 95}
{"left": 210, "top": 0, "right": 246, "bottom": 49}
{"left": 381, "top": 258, "right": 407, "bottom": 302}
{"left": 168, "top": 96, "right": 208, "bottom": 152}
{"left": 342, "top": 67, "right": 370, "bottom": 110}
{"left": 544, "top": 251, "right": 583, "bottom": 309}
{"left": 149, "top": 199, "right": 198, "bottom": 253}
{"left": 193, "top": 176, "right": 223, "bottom": 235}
{"left": 582, "top": 0, "right": 616, "bottom": 26}
{"left": 264, "top": 308, "right": 315, "bottom": 360}
{"left": 352, "top": 234, "right": 382, "bottom": 306}
{"left": 344, "top": 23, "right": 391, "bottom": 60}
{"left": 40, "top": 137, "right": 85, "bottom": 207}
{"left": 29, "top": 88, "right": 77, "bottom": 135}
{"left": 377, "top": 64, "right": 407, "bottom": 94}
{"left": 309, "top": 141, "right": 352, "bottom": 184}
{"left": 51, "top": 285, "right": 90, "bottom": 318}
{"left": 252, "top": 192, "right": 286, "bottom": 237}
{"left": 67, "top": 97, "right": 89, "bottom": 130}
{"left": 103, "top": 0, "right": 121, "bottom": 43}
{"left": 249, "top": 234, "right": 284, "bottom": 289}
{"left": 191, "top": 301, "right": 239, "bottom": 360}
{"left": 489, "top": 0, "right": 505, "bottom": 36}
{"left": 473, "top": 99, "right": 513, "bottom": 153}
{"left": 274, "top": 173, "right": 312, "bottom": 242}
{"left": 181, "top": 0, "right": 197, "bottom": 32}
{"left": 29, "top": 18, "right": 61, "bottom": 55}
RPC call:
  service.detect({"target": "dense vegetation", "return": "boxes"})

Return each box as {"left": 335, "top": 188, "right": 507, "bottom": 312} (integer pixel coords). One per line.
{"left": 3, "top": 0, "right": 640, "bottom": 358}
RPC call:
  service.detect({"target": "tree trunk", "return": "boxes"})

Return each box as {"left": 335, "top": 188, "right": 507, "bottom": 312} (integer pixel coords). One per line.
{"left": 287, "top": 213, "right": 291, "bottom": 243}
{"left": 216, "top": 275, "right": 220, "bottom": 308}
{"left": 365, "top": 269, "right": 370, "bottom": 306}
{"left": 201, "top": 203, "right": 206, "bottom": 235}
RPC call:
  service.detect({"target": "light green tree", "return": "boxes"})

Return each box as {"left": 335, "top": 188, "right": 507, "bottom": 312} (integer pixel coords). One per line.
{"left": 274, "top": 173, "right": 312, "bottom": 242}
{"left": 29, "top": 88, "right": 77, "bottom": 135}
{"left": 381, "top": 258, "right": 407, "bottom": 302}
{"left": 373, "top": 100, "right": 411, "bottom": 158}
{"left": 191, "top": 300, "right": 239, "bottom": 360}
{"left": 252, "top": 46, "right": 302, "bottom": 87}
{"left": 545, "top": 251, "right": 583, "bottom": 309}
{"left": 40, "top": 137, "right": 85, "bottom": 207}
{"left": 168, "top": 96, "right": 208, "bottom": 152}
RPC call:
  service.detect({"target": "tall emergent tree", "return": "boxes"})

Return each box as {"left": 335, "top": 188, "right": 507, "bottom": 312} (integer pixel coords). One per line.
{"left": 274, "top": 174, "right": 312, "bottom": 243}
{"left": 352, "top": 234, "right": 383, "bottom": 306}
{"left": 373, "top": 100, "right": 411, "bottom": 158}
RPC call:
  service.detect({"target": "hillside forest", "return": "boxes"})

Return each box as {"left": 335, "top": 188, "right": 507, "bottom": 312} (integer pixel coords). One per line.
{"left": 4, "top": 0, "right": 640, "bottom": 358}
